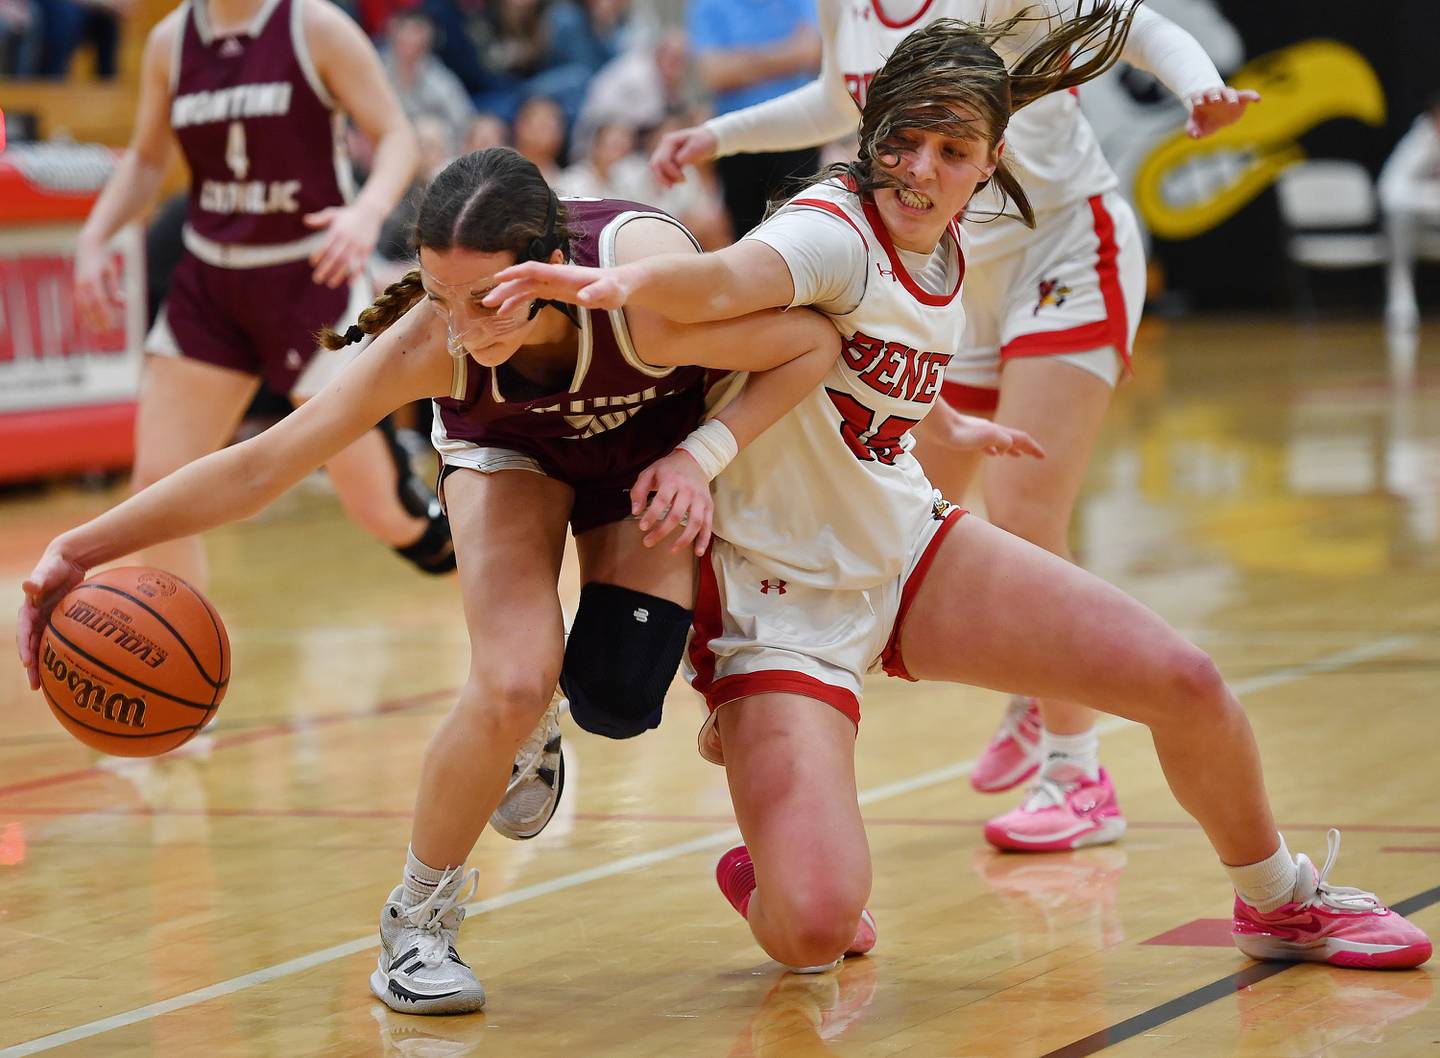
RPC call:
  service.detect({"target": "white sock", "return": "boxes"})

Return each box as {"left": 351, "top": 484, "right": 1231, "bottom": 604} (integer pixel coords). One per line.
{"left": 403, "top": 845, "right": 462, "bottom": 904}
{"left": 1039, "top": 728, "right": 1100, "bottom": 783}
{"left": 1226, "top": 836, "right": 1299, "bottom": 913}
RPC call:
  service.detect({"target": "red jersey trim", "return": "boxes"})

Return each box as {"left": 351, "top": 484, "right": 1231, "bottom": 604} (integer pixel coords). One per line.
{"left": 1000, "top": 194, "right": 1131, "bottom": 369}
{"left": 706, "top": 671, "right": 861, "bottom": 728}
{"left": 881, "top": 504, "right": 968, "bottom": 681}
{"left": 789, "top": 197, "right": 869, "bottom": 248}
{"left": 940, "top": 381, "right": 1000, "bottom": 413}
{"left": 860, "top": 195, "right": 964, "bottom": 307}
{"left": 687, "top": 548, "right": 723, "bottom": 699}
{"left": 869, "top": 0, "right": 937, "bottom": 29}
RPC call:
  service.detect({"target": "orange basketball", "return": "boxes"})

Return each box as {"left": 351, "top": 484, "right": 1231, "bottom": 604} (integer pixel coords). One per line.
{"left": 37, "top": 567, "right": 230, "bottom": 757}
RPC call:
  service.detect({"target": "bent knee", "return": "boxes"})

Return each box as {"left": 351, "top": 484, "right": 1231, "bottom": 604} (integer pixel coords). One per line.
{"left": 764, "top": 883, "right": 866, "bottom": 964}
{"left": 778, "top": 903, "right": 864, "bottom": 965}
{"left": 455, "top": 670, "right": 557, "bottom": 743}
{"left": 1163, "top": 647, "right": 1231, "bottom": 717}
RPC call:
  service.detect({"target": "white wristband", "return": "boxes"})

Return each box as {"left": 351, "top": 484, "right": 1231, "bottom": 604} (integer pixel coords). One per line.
{"left": 676, "top": 419, "right": 738, "bottom": 482}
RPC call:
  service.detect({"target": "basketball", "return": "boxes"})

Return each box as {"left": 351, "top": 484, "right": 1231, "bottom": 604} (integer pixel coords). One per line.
{"left": 37, "top": 567, "right": 230, "bottom": 757}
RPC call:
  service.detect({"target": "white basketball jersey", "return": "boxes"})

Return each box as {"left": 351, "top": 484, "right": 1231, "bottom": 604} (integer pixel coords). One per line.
{"left": 713, "top": 181, "right": 966, "bottom": 590}
{"left": 834, "top": 0, "right": 1118, "bottom": 258}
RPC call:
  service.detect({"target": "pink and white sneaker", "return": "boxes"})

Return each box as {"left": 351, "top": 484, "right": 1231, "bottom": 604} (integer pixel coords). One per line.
{"left": 1233, "top": 829, "right": 1432, "bottom": 970}
{"left": 983, "top": 769, "right": 1126, "bottom": 852}
{"left": 971, "top": 697, "right": 1043, "bottom": 793}
{"left": 716, "top": 845, "right": 877, "bottom": 966}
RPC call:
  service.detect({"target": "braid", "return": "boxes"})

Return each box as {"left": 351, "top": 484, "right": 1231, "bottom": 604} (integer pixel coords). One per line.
{"left": 316, "top": 270, "right": 426, "bottom": 350}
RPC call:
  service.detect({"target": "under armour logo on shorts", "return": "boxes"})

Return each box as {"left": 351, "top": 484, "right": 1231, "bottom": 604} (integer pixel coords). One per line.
{"left": 759, "top": 579, "right": 787, "bottom": 595}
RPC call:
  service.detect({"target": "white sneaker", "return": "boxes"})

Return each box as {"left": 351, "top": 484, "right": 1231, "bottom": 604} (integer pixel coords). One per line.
{"left": 490, "top": 690, "right": 565, "bottom": 840}
{"left": 370, "top": 870, "right": 486, "bottom": 1015}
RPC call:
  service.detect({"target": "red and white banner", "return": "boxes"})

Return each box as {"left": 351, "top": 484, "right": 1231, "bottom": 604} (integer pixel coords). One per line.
{"left": 0, "top": 144, "right": 144, "bottom": 482}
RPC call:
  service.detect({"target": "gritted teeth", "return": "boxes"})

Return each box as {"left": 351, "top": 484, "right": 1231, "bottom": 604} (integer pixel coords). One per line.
{"left": 898, "top": 188, "right": 933, "bottom": 209}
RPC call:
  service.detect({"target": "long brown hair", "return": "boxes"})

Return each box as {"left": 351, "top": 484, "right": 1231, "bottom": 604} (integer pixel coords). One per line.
{"left": 319, "top": 147, "right": 572, "bottom": 349}
{"left": 815, "top": 3, "right": 1141, "bottom": 229}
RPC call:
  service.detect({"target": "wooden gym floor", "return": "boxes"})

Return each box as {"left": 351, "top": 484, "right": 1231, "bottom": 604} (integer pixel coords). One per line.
{"left": 0, "top": 316, "right": 1437, "bottom": 1057}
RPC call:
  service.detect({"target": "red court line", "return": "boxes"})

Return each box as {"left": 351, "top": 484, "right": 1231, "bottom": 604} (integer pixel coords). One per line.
{"left": 0, "top": 687, "right": 457, "bottom": 801}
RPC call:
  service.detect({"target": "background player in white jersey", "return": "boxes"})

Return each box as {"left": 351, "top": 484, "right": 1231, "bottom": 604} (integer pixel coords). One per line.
{"left": 72, "top": 0, "right": 453, "bottom": 592}
{"left": 652, "top": 0, "right": 1260, "bottom": 853}
{"left": 490, "top": 13, "right": 1430, "bottom": 975}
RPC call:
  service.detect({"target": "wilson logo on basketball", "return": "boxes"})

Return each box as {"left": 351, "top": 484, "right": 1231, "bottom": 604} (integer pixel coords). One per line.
{"left": 41, "top": 643, "right": 148, "bottom": 729}
{"left": 63, "top": 599, "right": 169, "bottom": 669}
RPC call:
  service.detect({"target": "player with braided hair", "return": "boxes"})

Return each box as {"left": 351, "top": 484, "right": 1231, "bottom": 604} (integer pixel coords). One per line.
{"left": 20, "top": 145, "right": 1042, "bottom": 1012}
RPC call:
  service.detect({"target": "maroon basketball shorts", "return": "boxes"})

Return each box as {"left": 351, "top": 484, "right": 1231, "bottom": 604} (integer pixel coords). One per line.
{"left": 145, "top": 252, "right": 370, "bottom": 397}
{"left": 435, "top": 388, "right": 706, "bottom": 535}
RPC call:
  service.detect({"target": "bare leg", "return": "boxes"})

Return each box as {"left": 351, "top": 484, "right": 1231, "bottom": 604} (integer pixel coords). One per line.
{"left": 718, "top": 694, "right": 872, "bottom": 968}
{"left": 985, "top": 357, "right": 1113, "bottom": 740}
{"left": 573, "top": 514, "right": 695, "bottom": 605}
{"left": 899, "top": 516, "right": 1277, "bottom": 866}
{"left": 129, "top": 353, "right": 260, "bottom": 587}
{"left": 407, "top": 469, "right": 572, "bottom": 867}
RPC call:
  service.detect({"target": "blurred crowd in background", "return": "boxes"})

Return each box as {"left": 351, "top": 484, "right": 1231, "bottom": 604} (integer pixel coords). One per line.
{"left": 4, "top": 0, "right": 1438, "bottom": 314}
{"left": 1, "top": 0, "right": 834, "bottom": 256}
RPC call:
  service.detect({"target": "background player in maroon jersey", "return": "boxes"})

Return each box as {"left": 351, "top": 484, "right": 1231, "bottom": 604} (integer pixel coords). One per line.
{"left": 71, "top": 0, "right": 449, "bottom": 591}
{"left": 21, "top": 147, "right": 857, "bottom": 1015}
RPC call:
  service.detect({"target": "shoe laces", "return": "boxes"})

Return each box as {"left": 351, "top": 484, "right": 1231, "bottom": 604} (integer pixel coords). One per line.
{"left": 1020, "top": 776, "right": 1070, "bottom": 812}
{"left": 995, "top": 697, "right": 1039, "bottom": 745}
{"left": 1295, "top": 828, "right": 1383, "bottom": 914}
{"left": 398, "top": 867, "right": 480, "bottom": 965}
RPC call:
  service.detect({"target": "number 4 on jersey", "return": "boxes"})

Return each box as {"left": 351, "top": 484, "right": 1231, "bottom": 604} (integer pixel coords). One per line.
{"left": 225, "top": 121, "right": 249, "bottom": 181}
{"left": 826, "top": 388, "right": 918, "bottom": 466}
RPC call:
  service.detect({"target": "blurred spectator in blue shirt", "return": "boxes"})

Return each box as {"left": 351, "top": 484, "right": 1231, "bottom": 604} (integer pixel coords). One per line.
{"left": 686, "top": 0, "right": 819, "bottom": 235}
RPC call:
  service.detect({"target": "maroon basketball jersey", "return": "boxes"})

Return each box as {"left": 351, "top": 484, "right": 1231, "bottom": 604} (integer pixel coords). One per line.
{"left": 433, "top": 200, "right": 708, "bottom": 457}
{"left": 169, "top": 0, "right": 350, "bottom": 250}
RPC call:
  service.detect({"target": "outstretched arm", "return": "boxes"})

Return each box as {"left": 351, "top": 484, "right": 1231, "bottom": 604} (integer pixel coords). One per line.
{"left": 488, "top": 236, "right": 798, "bottom": 323}
{"left": 16, "top": 307, "right": 450, "bottom": 687}
{"left": 1121, "top": 5, "right": 1258, "bottom": 138}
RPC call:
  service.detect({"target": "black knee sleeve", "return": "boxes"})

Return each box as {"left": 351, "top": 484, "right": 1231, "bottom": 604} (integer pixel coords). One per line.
{"left": 562, "top": 583, "right": 693, "bottom": 739}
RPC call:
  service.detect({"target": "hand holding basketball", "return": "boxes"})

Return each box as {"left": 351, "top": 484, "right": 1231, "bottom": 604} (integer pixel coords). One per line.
{"left": 17, "top": 544, "right": 88, "bottom": 691}
{"left": 22, "top": 565, "right": 231, "bottom": 757}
